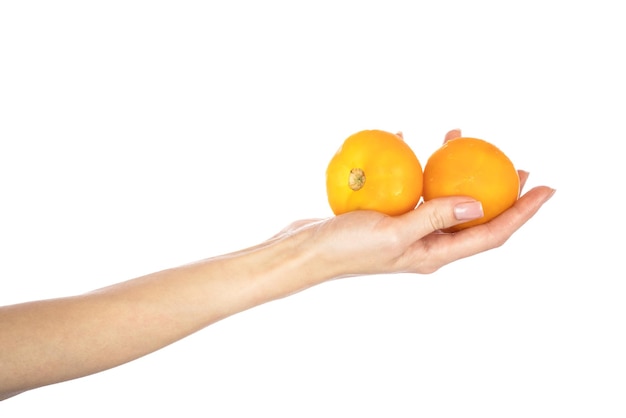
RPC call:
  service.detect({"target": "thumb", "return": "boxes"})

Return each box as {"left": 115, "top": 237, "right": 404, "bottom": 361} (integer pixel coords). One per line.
{"left": 399, "top": 197, "right": 484, "bottom": 237}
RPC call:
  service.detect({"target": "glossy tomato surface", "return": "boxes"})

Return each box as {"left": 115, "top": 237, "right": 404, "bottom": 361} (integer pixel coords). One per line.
{"left": 423, "top": 137, "right": 519, "bottom": 231}
{"left": 326, "top": 130, "right": 423, "bottom": 216}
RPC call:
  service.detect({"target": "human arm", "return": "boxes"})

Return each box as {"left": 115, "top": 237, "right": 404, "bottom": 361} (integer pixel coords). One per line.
{"left": 0, "top": 131, "right": 555, "bottom": 400}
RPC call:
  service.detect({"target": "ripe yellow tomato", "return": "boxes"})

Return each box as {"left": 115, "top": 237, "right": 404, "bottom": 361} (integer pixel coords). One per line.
{"left": 422, "top": 137, "right": 519, "bottom": 231}
{"left": 326, "top": 130, "right": 423, "bottom": 216}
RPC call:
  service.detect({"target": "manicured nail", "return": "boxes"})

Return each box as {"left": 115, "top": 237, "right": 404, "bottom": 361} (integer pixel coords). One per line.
{"left": 454, "top": 201, "right": 484, "bottom": 221}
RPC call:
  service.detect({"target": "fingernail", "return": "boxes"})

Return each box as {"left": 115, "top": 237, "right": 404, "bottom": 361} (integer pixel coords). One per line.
{"left": 454, "top": 201, "right": 484, "bottom": 221}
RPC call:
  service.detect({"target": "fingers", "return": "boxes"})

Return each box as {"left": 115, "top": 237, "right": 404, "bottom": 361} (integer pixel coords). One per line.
{"left": 397, "top": 196, "right": 484, "bottom": 240}
{"left": 478, "top": 185, "right": 555, "bottom": 247}
{"left": 425, "top": 186, "right": 556, "bottom": 265}
{"left": 403, "top": 167, "right": 536, "bottom": 242}
{"left": 444, "top": 129, "right": 462, "bottom": 143}
{"left": 518, "top": 170, "right": 529, "bottom": 195}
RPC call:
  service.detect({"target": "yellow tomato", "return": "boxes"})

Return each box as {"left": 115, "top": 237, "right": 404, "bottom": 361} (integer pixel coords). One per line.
{"left": 422, "top": 137, "right": 519, "bottom": 231}
{"left": 326, "top": 130, "right": 423, "bottom": 216}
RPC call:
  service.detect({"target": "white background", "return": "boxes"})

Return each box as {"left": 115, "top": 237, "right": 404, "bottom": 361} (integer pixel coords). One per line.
{"left": 1, "top": 1, "right": 624, "bottom": 417}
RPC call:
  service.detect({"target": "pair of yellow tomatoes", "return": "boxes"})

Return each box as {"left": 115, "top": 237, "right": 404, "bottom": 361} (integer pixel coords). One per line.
{"left": 325, "top": 129, "right": 520, "bottom": 231}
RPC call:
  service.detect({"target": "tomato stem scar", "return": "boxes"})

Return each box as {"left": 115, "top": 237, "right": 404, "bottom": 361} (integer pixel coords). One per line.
{"left": 349, "top": 168, "right": 366, "bottom": 191}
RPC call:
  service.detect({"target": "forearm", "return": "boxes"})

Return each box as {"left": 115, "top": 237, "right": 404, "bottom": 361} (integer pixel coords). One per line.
{"left": 0, "top": 228, "right": 328, "bottom": 397}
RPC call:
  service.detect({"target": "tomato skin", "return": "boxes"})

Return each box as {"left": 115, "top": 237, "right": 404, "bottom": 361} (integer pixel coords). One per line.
{"left": 326, "top": 130, "right": 423, "bottom": 216}
{"left": 422, "top": 137, "right": 519, "bottom": 231}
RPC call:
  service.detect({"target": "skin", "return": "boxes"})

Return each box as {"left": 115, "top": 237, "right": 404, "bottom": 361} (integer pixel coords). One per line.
{"left": 0, "top": 129, "right": 555, "bottom": 401}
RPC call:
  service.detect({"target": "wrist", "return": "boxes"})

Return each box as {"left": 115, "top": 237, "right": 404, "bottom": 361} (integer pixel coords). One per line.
{"left": 204, "top": 227, "right": 334, "bottom": 316}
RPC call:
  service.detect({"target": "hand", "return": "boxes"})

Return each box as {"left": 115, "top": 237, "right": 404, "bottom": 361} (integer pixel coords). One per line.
{"left": 279, "top": 129, "right": 555, "bottom": 278}
{"left": 0, "top": 130, "right": 554, "bottom": 399}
